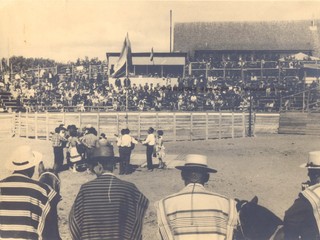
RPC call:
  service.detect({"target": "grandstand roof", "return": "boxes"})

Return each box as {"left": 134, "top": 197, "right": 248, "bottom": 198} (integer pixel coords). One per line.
{"left": 174, "top": 20, "right": 320, "bottom": 54}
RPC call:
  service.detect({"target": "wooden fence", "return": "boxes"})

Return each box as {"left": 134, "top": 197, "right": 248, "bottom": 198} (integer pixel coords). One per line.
{"left": 254, "top": 113, "right": 280, "bottom": 134}
{"left": 279, "top": 112, "right": 320, "bottom": 135}
{"left": 12, "top": 112, "right": 248, "bottom": 141}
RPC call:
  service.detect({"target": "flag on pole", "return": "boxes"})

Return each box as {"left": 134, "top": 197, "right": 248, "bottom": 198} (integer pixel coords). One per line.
{"left": 150, "top": 47, "right": 154, "bottom": 62}
{"left": 112, "top": 33, "right": 132, "bottom": 78}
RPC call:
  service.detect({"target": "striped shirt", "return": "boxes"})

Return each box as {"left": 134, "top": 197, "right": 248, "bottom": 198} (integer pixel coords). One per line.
{"left": 0, "top": 173, "right": 59, "bottom": 240}
{"left": 155, "top": 183, "right": 238, "bottom": 240}
{"left": 69, "top": 173, "right": 149, "bottom": 240}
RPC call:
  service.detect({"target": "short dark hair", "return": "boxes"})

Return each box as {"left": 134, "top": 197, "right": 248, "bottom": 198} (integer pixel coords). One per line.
{"left": 148, "top": 127, "right": 154, "bottom": 133}
{"left": 55, "top": 127, "right": 60, "bottom": 133}
{"left": 91, "top": 157, "right": 114, "bottom": 172}
{"left": 157, "top": 130, "right": 164, "bottom": 136}
{"left": 100, "top": 133, "right": 106, "bottom": 138}
{"left": 181, "top": 169, "right": 209, "bottom": 185}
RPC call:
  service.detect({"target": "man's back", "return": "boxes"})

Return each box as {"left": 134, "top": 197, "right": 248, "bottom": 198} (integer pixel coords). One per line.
{"left": 0, "top": 173, "right": 59, "bottom": 239}
{"left": 69, "top": 173, "right": 149, "bottom": 240}
{"left": 156, "top": 183, "right": 237, "bottom": 240}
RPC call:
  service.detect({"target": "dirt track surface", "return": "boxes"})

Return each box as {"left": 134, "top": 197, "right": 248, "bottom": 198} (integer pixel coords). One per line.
{"left": 1, "top": 134, "right": 320, "bottom": 239}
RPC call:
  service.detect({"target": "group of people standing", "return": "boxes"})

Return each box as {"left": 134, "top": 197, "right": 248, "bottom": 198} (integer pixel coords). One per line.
{"left": 116, "top": 126, "right": 165, "bottom": 174}
{"left": 50, "top": 124, "right": 166, "bottom": 175}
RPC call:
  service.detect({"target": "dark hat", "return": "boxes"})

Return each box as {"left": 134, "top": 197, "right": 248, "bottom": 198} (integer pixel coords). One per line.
{"left": 176, "top": 154, "right": 217, "bottom": 173}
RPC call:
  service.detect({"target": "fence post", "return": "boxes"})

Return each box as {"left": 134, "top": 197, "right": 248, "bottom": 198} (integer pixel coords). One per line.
{"left": 242, "top": 112, "right": 245, "bottom": 138}
{"left": 26, "top": 111, "right": 29, "bottom": 139}
{"left": 18, "top": 111, "right": 21, "bottom": 137}
{"left": 190, "top": 113, "right": 193, "bottom": 141}
{"left": 219, "top": 112, "right": 222, "bottom": 139}
{"left": 205, "top": 112, "right": 209, "bottom": 140}
{"left": 231, "top": 112, "right": 234, "bottom": 138}
{"left": 35, "top": 112, "right": 38, "bottom": 140}
{"left": 46, "top": 112, "right": 49, "bottom": 141}
{"left": 173, "top": 113, "right": 177, "bottom": 142}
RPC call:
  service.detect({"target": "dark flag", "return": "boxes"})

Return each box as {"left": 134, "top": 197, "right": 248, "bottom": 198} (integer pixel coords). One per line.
{"left": 112, "top": 33, "right": 132, "bottom": 78}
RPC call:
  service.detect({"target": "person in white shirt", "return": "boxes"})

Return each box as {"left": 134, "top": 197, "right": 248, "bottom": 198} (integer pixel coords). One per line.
{"left": 142, "top": 127, "right": 156, "bottom": 171}
{"left": 117, "top": 128, "right": 138, "bottom": 175}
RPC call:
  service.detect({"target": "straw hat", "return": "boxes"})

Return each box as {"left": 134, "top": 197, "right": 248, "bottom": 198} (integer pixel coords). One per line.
{"left": 6, "top": 145, "right": 42, "bottom": 171}
{"left": 300, "top": 151, "right": 320, "bottom": 169}
{"left": 176, "top": 154, "right": 217, "bottom": 173}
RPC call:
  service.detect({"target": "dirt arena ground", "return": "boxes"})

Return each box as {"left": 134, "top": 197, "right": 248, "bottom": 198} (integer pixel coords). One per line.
{"left": 1, "top": 134, "right": 320, "bottom": 239}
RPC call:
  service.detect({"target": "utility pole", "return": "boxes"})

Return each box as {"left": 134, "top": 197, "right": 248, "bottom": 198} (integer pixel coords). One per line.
{"left": 170, "top": 10, "right": 172, "bottom": 53}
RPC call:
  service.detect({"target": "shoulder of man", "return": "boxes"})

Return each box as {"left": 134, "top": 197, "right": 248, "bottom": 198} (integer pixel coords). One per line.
{"left": 2, "top": 175, "right": 57, "bottom": 198}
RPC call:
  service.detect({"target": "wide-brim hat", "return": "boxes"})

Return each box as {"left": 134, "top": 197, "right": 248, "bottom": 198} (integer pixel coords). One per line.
{"left": 300, "top": 151, "right": 320, "bottom": 169}
{"left": 176, "top": 154, "right": 217, "bottom": 173}
{"left": 6, "top": 145, "right": 43, "bottom": 171}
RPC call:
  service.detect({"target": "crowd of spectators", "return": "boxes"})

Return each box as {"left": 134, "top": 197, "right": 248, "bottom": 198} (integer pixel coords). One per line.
{"left": 0, "top": 56, "right": 319, "bottom": 113}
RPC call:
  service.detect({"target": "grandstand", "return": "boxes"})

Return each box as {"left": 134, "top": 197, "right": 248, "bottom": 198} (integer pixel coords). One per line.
{"left": 0, "top": 19, "right": 320, "bottom": 113}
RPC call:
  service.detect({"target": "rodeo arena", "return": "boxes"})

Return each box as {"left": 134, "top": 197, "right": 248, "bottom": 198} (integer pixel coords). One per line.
{"left": 2, "top": 17, "right": 320, "bottom": 240}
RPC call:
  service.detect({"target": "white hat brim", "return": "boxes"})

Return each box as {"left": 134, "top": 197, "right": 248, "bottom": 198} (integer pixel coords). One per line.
{"left": 299, "top": 163, "right": 320, "bottom": 169}
{"left": 175, "top": 165, "right": 217, "bottom": 173}
{"left": 6, "top": 151, "right": 43, "bottom": 171}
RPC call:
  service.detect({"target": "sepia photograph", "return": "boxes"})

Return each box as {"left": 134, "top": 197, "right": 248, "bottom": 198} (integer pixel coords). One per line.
{"left": 1, "top": 0, "right": 320, "bottom": 239}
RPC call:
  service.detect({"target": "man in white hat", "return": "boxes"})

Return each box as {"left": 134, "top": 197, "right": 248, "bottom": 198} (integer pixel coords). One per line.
{"left": 0, "top": 145, "right": 61, "bottom": 239}
{"left": 155, "top": 154, "right": 238, "bottom": 240}
{"left": 284, "top": 151, "right": 320, "bottom": 239}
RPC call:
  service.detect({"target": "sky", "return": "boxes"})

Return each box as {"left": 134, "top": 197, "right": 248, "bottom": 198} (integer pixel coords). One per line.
{"left": 1, "top": 0, "right": 320, "bottom": 62}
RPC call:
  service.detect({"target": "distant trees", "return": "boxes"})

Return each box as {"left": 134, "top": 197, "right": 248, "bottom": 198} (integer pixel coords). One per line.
{"left": 1, "top": 56, "right": 103, "bottom": 74}
{"left": 1, "top": 56, "right": 59, "bottom": 73}
{"left": 74, "top": 56, "right": 102, "bottom": 67}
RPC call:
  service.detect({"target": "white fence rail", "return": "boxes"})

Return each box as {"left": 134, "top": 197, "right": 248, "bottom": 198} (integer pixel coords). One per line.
{"left": 12, "top": 112, "right": 248, "bottom": 141}
{"left": 0, "top": 112, "right": 280, "bottom": 140}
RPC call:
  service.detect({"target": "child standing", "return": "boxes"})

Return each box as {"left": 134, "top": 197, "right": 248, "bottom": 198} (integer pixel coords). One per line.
{"left": 156, "top": 130, "right": 166, "bottom": 169}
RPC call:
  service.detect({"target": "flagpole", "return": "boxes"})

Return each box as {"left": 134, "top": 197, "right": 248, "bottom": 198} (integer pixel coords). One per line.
{"left": 170, "top": 10, "right": 172, "bottom": 53}
{"left": 125, "top": 34, "right": 129, "bottom": 127}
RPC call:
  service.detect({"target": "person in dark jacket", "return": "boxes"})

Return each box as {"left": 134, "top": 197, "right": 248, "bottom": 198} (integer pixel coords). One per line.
{"left": 284, "top": 151, "right": 320, "bottom": 240}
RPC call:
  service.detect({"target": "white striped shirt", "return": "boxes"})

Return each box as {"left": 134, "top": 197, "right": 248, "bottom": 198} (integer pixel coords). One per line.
{"left": 0, "top": 173, "right": 59, "bottom": 240}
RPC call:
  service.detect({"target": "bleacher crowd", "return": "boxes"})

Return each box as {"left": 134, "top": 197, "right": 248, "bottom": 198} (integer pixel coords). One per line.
{"left": 0, "top": 56, "right": 319, "bottom": 113}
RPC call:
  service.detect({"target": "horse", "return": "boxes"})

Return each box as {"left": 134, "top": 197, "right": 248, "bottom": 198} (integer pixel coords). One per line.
{"left": 235, "top": 196, "right": 284, "bottom": 240}
{"left": 38, "top": 162, "right": 62, "bottom": 240}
